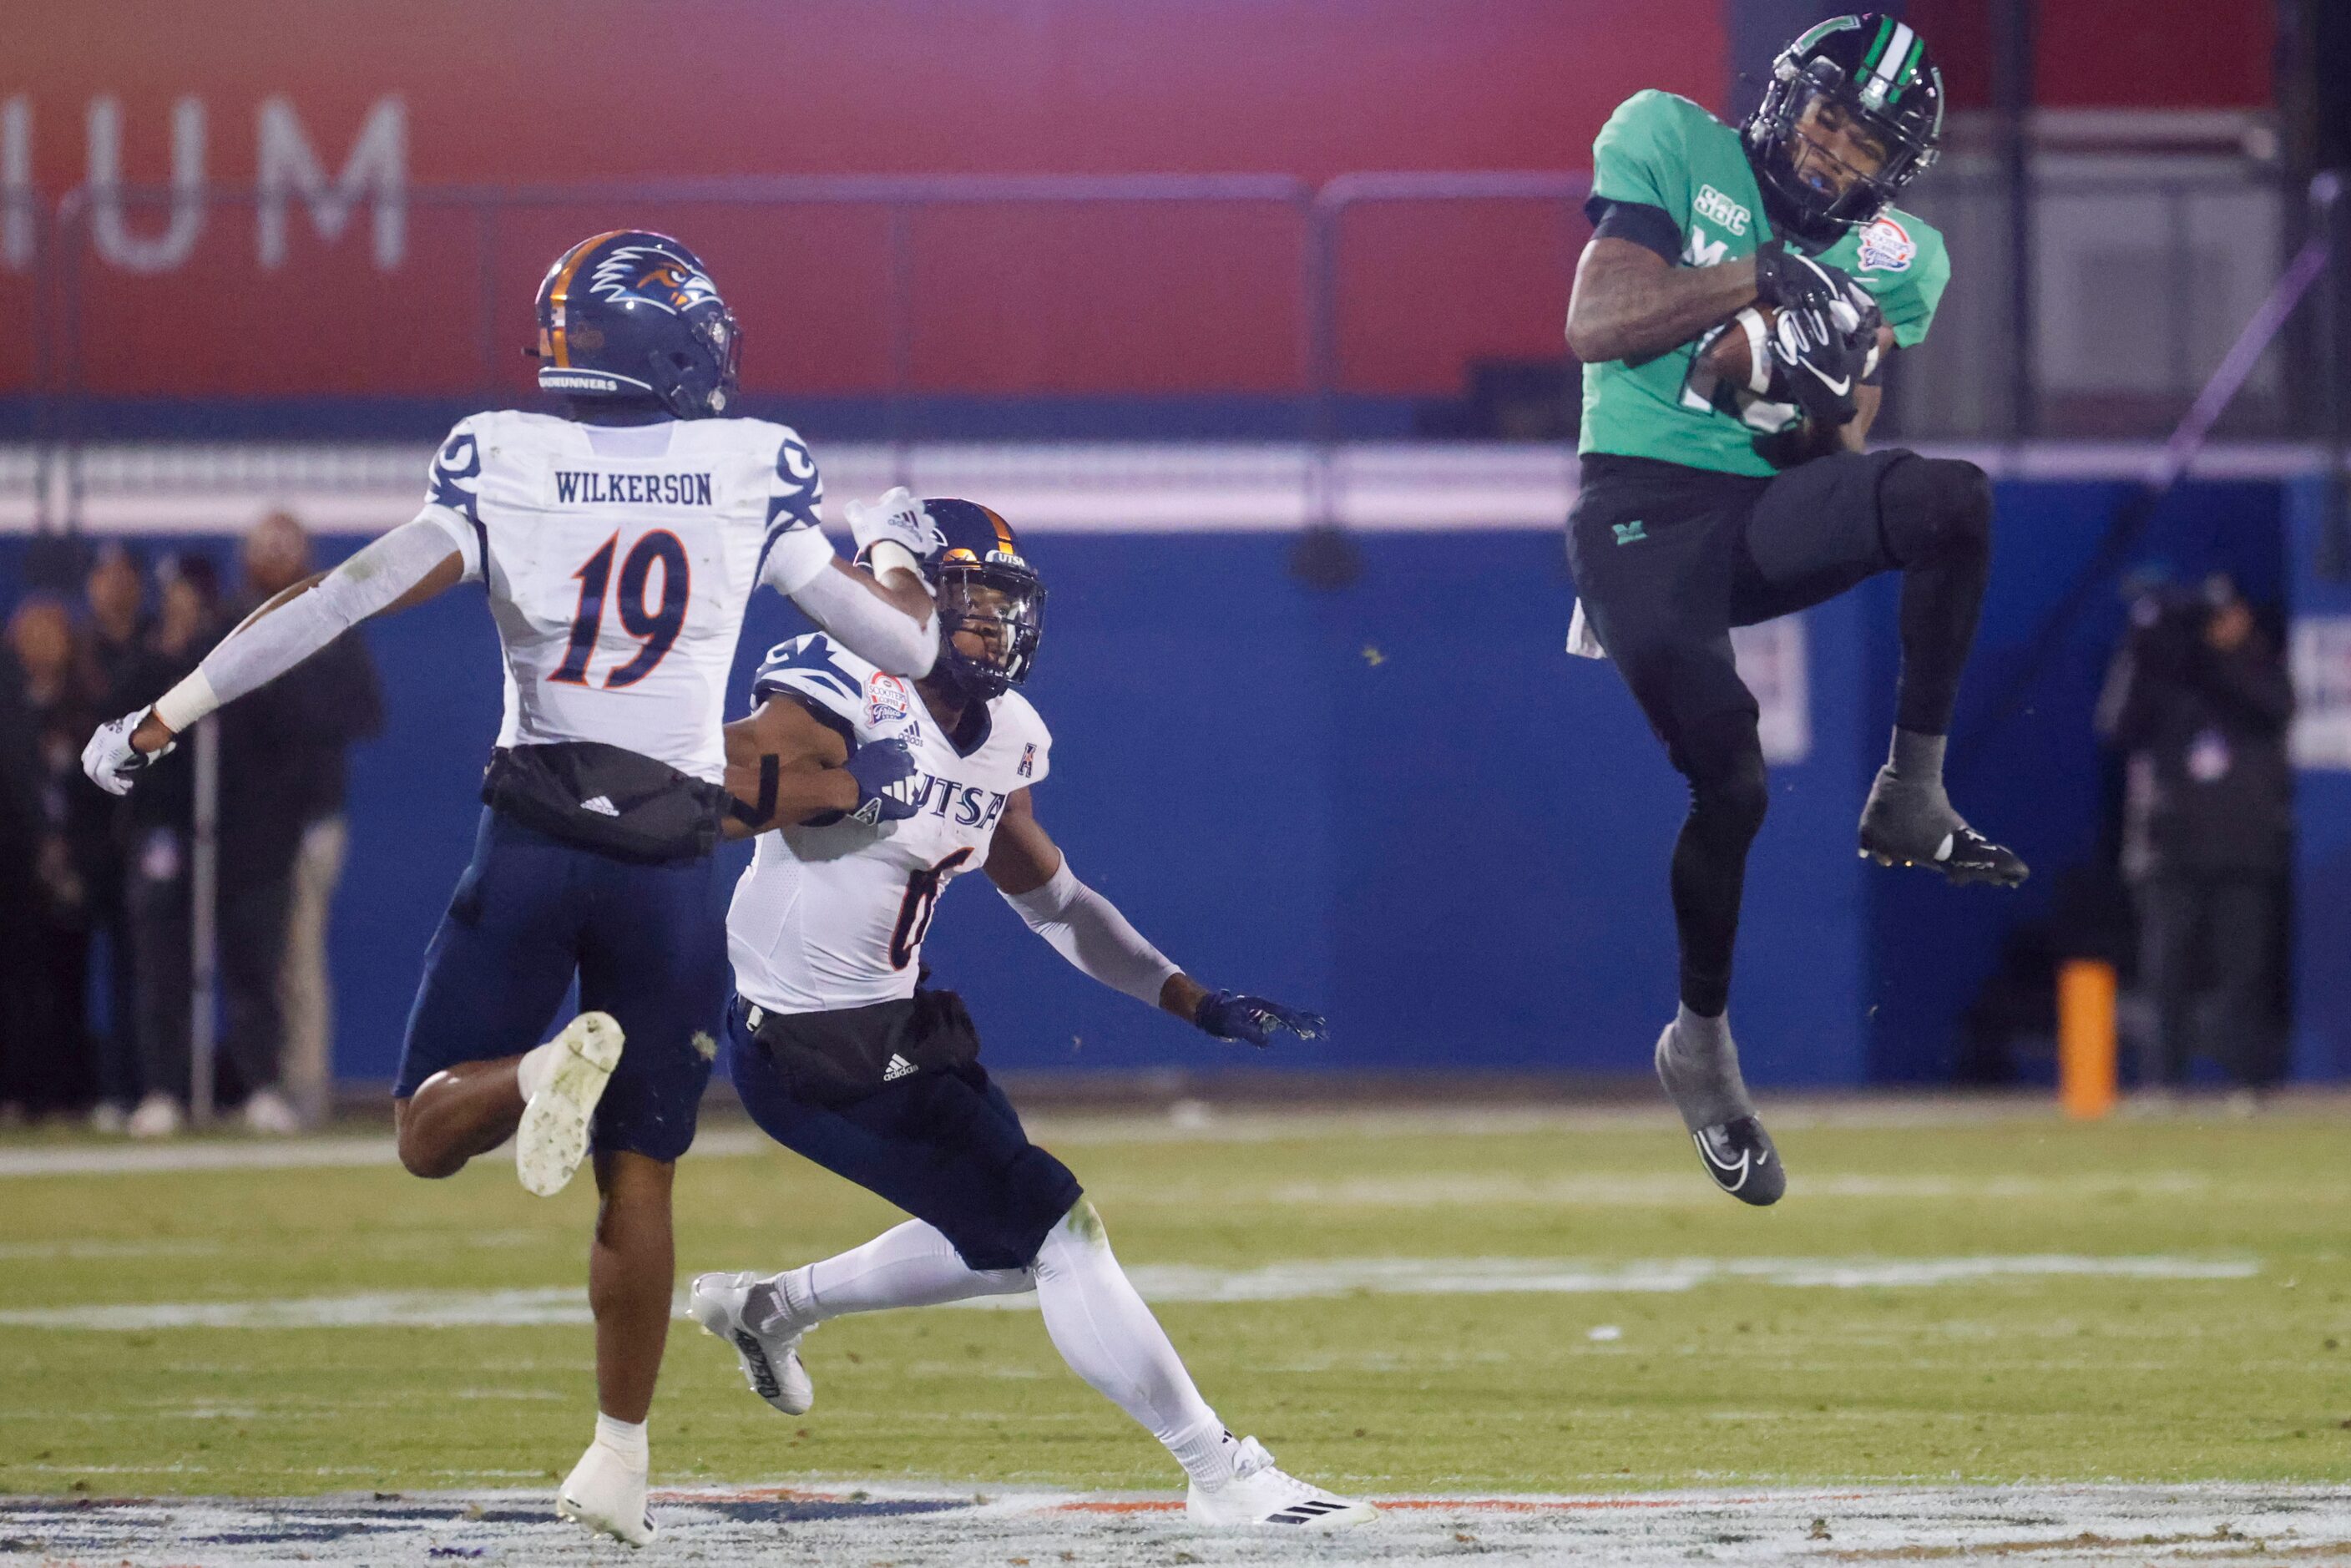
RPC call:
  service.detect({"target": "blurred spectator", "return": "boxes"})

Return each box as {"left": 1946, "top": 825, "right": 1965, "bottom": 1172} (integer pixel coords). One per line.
{"left": 0, "top": 617, "right": 40, "bottom": 1123}
{"left": 208, "top": 513, "right": 381, "bottom": 1134}
{"left": 2096, "top": 573, "right": 2294, "bottom": 1104}
{"left": 2, "top": 594, "right": 103, "bottom": 1120}
{"left": 254, "top": 516, "right": 383, "bottom": 1124}
{"left": 75, "top": 543, "right": 150, "bottom": 1130}
{"left": 123, "top": 555, "right": 220, "bottom": 1139}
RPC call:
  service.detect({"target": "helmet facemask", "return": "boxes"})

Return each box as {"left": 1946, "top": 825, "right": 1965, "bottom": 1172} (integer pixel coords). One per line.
{"left": 658, "top": 304, "right": 741, "bottom": 418}
{"left": 933, "top": 565, "right": 1044, "bottom": 702}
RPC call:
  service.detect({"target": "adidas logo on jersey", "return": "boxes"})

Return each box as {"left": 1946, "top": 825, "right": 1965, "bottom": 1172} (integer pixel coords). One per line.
{"left": 882, "top": 1054, "right": 918, "bottom": 1083}
{"left": 580, "top": 795, "right": 620, "bottom": 817}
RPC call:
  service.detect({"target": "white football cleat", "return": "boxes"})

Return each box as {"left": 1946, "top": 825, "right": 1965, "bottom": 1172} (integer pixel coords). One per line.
{"left": 555, "top": 1438, "right": 655, "bottom": 1547}
{"left": 515, "top": 1012, "right": 624, "bottom": 1197}
{"left": 688, "top": 1271, "right": 815, "bottom": 1415}
{"left": 243, "top": 1088, "right": 303, "bottom": 1136}
{"left": 1186, "top": 1436, "right": 1377, "bottom": 1530}
{"left": 127, "top": 1094, "right": 183, "bottom": 1140}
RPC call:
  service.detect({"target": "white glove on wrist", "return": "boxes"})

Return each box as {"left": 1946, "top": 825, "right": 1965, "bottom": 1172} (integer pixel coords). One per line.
{"left": 82, "top": 706, "right": 172, "bottom": 797}
{"left": 845, "top": 486, "right": 942, "bottom": 584}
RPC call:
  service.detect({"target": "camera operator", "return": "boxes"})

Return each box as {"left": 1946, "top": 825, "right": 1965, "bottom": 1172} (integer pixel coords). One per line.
{"left": 2096, "top": 573, "right": 2293, "bottom": 1104}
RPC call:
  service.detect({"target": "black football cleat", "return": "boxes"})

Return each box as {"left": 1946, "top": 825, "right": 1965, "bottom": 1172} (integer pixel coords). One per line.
{"left": 1857, "top": 822, "right": 2029, "bottom": 887}
{"left": 1690, "top": 1116, "right": 1787, "bottom": 1206}
{"left": 1857, "top": 767, "right": 2029, "bottom": 888}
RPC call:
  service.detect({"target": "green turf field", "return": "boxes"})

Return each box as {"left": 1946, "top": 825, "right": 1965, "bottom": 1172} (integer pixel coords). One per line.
{"left": 1, "top": 1103, "right": 2345, "bottom": 1500}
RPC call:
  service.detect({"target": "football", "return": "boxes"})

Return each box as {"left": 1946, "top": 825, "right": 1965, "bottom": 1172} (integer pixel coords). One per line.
{"left": 1697, "top": 307, "right": 1896, "bottom": 395}
{"left": 1696, "top": 305, "right": 1782, "bottom": 395}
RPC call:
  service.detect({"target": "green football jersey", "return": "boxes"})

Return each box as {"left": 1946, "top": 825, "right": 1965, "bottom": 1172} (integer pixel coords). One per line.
{"left": 1575, "top": 89, "right": 1951, "bottom": 478}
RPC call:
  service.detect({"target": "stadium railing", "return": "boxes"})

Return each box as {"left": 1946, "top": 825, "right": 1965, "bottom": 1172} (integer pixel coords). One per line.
{"left": 11, "top": 165, "right": 2333, "bottom": 518}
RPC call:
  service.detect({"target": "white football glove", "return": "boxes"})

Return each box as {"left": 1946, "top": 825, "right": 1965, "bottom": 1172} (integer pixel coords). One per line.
{"left": 82, "top": 706, "right": 172, "bottom": 797}
{"left": 844, "top": 486, "right": 943, "bottom": 585}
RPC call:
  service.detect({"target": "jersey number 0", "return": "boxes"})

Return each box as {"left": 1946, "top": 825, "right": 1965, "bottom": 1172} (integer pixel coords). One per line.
{"left": 550, "top": 531, "right": 690, "bottom": 688}
{"left": 889, "top": 849, "right": 974, "bottom": 969}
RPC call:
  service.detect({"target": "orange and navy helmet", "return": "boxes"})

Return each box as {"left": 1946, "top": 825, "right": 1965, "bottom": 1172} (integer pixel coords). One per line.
{"left": 921, "top": 498, "right": 1044, "bottom": 701}
{"left": 533, "top": 230, "right": 741, "bottom": 418}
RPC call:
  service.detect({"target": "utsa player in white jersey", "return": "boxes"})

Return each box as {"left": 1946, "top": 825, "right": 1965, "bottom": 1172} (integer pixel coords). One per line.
{"left": 686, "top": 494, "right": 1375, "bottom": 1530}
{"left": 79, "top": 230, "right": 943, "bottom": 1546}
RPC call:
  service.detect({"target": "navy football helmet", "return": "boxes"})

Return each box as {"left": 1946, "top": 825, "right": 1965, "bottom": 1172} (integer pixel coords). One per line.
{"left": 1745, "top": 14, "right": 1944, "bottom": 245}
{"left": 533, "top": 230, "right": 741, "bottom": 418}
{"left": 921, "top": 498, "right": 1045, "bottom": 701}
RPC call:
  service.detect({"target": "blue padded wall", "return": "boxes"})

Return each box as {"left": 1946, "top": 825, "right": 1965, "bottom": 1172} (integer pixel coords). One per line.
{"left": 2, "top": 473, "right": 2322, "bottom": 1088}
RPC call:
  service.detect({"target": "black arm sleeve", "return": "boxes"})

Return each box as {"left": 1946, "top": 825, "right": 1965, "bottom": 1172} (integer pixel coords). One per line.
{"left": 1584, "top": 197, "right": 1683, "bottom": 265}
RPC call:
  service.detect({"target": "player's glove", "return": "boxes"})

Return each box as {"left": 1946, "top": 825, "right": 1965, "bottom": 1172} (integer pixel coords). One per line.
{"left": 842, "top": 736, "right": 922, "bottom": 826}
{"left": 1751, "top": 239, "right": 1855, "bottom": 314}
{"left": 847, "top": 486, "right": 943, "bottom": 586}
{"left": 1843, "top": 286, "right": 1886, "bottom": 382}
{"left": 1767, "top": 301, "right": 1865, "bottom": 427}
{"left": 81, "top": 706, "right": 172, "bottom": 797}
{"left": 1194, "top": 989, "right": 1327, "bottom": 1048}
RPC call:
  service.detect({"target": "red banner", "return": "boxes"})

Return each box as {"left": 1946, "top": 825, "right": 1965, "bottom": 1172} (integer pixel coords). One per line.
{"left": 1, "top": 2, "right": 1722, "bottom": 401}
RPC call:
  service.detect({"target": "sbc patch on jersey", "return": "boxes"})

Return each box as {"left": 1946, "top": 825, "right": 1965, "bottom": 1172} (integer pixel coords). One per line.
{"left": 867, "top": 672, "right": 913, "bottom": 727}
{"left": 1858, "top": 217, "right": 1916, "bottom": 273}
{"left": 1692, "top": 183, "right": 1751, "bottom": 235}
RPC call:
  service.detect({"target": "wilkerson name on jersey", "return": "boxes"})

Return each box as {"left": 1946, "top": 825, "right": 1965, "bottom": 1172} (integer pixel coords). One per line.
{"left": 414, "top": 409, "right": 834, "bottom": 785}
{"left": 727, "top": 633, "right": 1054, "bottom": 1015}
{"left": 1577, "top": 89, "right": 1953, "bottom": 479}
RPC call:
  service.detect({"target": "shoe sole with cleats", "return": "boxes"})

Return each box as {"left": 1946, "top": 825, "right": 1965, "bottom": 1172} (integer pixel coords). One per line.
{"left": 516, "top": 1012, "right": 624, "bottom": 1198}
{"left": 1856, "top": 833, "right": 2029, "bottom": 887}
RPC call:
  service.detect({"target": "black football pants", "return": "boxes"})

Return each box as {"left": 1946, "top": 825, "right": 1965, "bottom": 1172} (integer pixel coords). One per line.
{"left": 1566, "top": 448, "right": 1994, "bottom": 1016}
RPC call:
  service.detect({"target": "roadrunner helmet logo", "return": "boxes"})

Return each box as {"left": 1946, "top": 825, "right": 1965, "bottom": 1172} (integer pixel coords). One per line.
{"left": 588, "top": 245, "right": 721, "bottom": 316}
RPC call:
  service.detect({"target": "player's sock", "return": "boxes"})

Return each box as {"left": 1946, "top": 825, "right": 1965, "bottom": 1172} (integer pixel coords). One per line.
{"left": 1863, "top": 730, "right": 1967, "bottom": 840}
{"left": 1655, "top": 1003, "right": 1757, "bottom": 1132}
{"left": 746, "top": 1220, "right": 1029, "bottom": 1337}
{"left": 1859, "top": 729, "right": 2025, "bottom": 885}
{"left": 593, "top": 1411, "right": 649, "bottom": 1468}
{"left": 1030, "top": 1202, "right": 1237, "bottom": 1490}
{"left": 1888, "top": 726, "right": 1948, "bottom": 788}
{"left": 515, "top": 1038, "right": 562, "bottom": 1104}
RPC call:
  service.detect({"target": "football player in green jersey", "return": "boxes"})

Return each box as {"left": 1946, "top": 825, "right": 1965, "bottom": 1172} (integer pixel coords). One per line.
{"left": 1563, "top": 15, "right": 2025, "bottom": 1206}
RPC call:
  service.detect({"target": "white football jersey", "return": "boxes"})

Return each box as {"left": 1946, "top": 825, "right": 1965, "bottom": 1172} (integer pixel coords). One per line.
{"left": 727, "top": 633, "right": 1052, "bottom": 1014}
{"left": 415, "top": 409, "right": 834, "bottom": 784}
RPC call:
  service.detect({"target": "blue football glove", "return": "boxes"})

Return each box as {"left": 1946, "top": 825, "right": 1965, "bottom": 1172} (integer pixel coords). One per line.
{"left": 1194, "top": 990, "right": 1327, "bottom": 1048}
{"left": 843, "top": 736, "right": 921, "bottom": 826}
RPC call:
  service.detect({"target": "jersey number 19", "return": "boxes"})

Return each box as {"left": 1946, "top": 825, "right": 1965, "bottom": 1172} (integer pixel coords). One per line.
{"left": 551, "top": 531, "right": 691, "bottom": 689}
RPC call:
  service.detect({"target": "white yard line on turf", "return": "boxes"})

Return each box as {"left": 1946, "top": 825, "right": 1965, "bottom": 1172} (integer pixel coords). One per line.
{"left": 1113, "top": 1171, "right": 2230, "bottom": 1207}
{"left": 0, "top": 1254, "right": 2259, "bottom": 1330}
{"left": 0, "top": 1482, "right": 2343, "bottom": 1566}
{"left": 7, "top": 1090, "right": 2348, "bottom": 1177}
{"left": 0, "top": 1129, "right": 761, "bottom": 1178}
